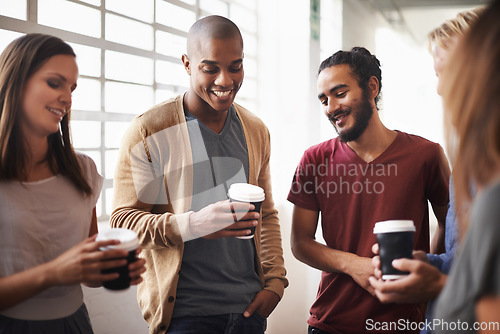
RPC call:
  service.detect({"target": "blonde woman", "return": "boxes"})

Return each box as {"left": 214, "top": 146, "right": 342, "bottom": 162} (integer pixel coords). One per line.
{"left": 428, "top": 7, "right": 484, "bottom": 95}
{"left": 434, "top": 0, "right": 500, "bottom": 332}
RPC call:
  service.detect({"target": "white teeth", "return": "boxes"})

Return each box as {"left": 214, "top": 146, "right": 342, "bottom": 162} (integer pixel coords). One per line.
{"left": 47, "top": 107, "right": 66, "bottom": 117}
{"left": 335, "top": 112, "right": 349, "bottom": 121}
{"left": 213, "top": 90, "right": 231, "bottom": 98}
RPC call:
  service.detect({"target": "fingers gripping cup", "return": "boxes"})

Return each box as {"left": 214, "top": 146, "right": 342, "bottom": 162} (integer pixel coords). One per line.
{"left": 373, "top": 220, "right": 416, "bottom": 280}
{"left": 227, "top": 183, "right": 265, "bottom": 239}
{"left": 97, "top": 228, "right": 139, "bottom": 291}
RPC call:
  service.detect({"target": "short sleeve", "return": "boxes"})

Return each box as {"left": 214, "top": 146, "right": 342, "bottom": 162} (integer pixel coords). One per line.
{"left": 76, "top": 153, "right": 104, "bottom": 207}
{"left": 425, "top": 144, "right": 450, "bottom": 207}
{"left": 287, "top": 149, "right": 321, "bottom": 211}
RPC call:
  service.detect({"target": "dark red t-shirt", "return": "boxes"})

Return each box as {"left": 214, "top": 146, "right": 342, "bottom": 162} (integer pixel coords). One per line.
{"left": 288, "top": 131, "right": 449, "bottom": 334}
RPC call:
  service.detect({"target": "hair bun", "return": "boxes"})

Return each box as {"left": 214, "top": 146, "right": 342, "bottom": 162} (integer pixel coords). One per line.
{"left": 352, "top": 47, "right": 381, "bottom": 66}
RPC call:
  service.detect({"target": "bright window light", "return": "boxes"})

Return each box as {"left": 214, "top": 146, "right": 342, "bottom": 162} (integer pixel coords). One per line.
{"left": 0, "top": 1, "right": 26, "bottom": 20}
{"left": 72, "top": 78, "right": 101, "bottom": 112}
{"left": 105, "top": 50, "right": 154, "bottom": 85}
{"left": 105, "top": 81, "right": 154, "bottom": 114}
{"left": 156, "top": 1, "right": 196, "bottom": 32}
{"left": 38, "top": 0, "right": 101, "bottom": 38}
{"left": 106, "top": 0, "right": 154, "bottom": 23}
{"left": 105, "top": 13, "right": 154, "bottom": 51}
{"left": 71, "top": 121, "right": 101, "bottom": 149}
{"left": 69, "top": 43, "right": 101, "bottom": 77}
{"left": 156, "top": 31, "right": 186, "bottom": 58}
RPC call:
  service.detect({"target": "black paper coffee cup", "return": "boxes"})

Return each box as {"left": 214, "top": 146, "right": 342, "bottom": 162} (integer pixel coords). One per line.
{"left": 373, "top": 220, "right": 415, "bottom": 280}
{"left": 227, "top": 183, "right": 265, "bottom": 239}
{"left": 97, "top": 228, "right": 139, "bottom": 290}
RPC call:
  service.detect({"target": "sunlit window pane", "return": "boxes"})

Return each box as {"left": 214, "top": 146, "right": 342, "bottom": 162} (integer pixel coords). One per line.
{"left": 238, "top": 78, "right": 256, "bottom": 100}
{"left": 230, "top": 5, "right": 256, "bottom": 33}
{"left": 105, "top": 149, "right": 119, "bottom": 178}
{"left": 105, "top": 51, "right": 154, "bottom": 85}
{"left": 105, "top": 13, "right": 153, "bottom": 50}
{"left": 200, "top": 0, "right": 228, "bottom": 16}
{"left": 156, "top": 60, "right": 189, "bottom": 87}
{"left": 0, "top": 1, "right": 27, "bottom": 20}
{"left": 155, "top": 89, "right": 177, "bottom": 104}
{"left": 105, "top": 187, "right": 114, "bottom": 216}
{"left": 70, "top": 43, "right": 101, "bottom": 77}
{"left": 242, "top": 32, "right": 257, "bottom": 57}
{"left": 0, "top": 30, "right": 23, "bottom": 53}
{"left": 105, "top": 122, "right": 130, "bottom": 148}
{"left": 105, "top": 81, "right": 154, "bottom": 114}
{"left": 156, "top": 31, "right": 186, "bottom": 58}
{"left": 106, "top": 0, "right": 153, "bottom": 23}
{"left": 38, "top": 0, "right": 101, "bottom": 38}
{"left": 72, "top": 78, "right": 101, "bottom": 112}
{"left": 96, "top": 196, "right": 103, "bottom": 217}
{"left": 231, "top": 0, "right": 256, "bottom": 10}
{"left": 156, "top": 1, "right": 196, "bottom": 32}
{"left": 71, "top": 121, "right": 101, "bottom": 148}
{"left": 244, "top": 57, "right": 257, "bottom": 78}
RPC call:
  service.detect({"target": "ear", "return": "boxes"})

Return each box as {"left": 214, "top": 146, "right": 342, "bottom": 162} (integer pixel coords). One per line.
{"left": 181, "top": 54, "right": 191, "bottom": 75}
{"left": 367, "top": 76, "right": 379, "bottom": 100}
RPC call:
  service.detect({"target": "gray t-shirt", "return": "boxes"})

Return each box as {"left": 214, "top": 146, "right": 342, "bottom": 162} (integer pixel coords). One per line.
{"left": 434, "top": 180, "right": 500, "bottom": 333}
{"left": 173, "top": 106, "right": 262, "bottom": 317}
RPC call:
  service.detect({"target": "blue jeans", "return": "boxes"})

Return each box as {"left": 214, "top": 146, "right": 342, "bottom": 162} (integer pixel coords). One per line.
{"left": 166, "top": 313, "right": 266, "bottom": 334}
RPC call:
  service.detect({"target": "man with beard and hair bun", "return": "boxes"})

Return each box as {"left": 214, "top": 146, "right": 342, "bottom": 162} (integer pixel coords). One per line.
{"left": 287, "top": 47, "right": 450, "bottom": 334}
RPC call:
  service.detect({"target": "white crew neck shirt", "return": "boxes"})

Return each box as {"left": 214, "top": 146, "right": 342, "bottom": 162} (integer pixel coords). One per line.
{"left": 0, "top": 153, "right": 103, "bottom": 320}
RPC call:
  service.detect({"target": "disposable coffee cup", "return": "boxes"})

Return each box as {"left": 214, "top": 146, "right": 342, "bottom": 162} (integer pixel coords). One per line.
{"left": 96, "top": 228, "right": 139, "bottom": 291}
{"left": 227, "top": 183, "right": 265, "bottom": 239}
{"left": 373, "top": 220, "right": 415, "bottom": 280}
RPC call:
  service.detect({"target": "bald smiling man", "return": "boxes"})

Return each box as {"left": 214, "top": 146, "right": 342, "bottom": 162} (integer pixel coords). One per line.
{"left": 111, "top": 16, "right": 288, "bottom": 334}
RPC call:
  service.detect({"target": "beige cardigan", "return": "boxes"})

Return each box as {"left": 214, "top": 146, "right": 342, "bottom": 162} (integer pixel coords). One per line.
{"left": 110, "top": 95, "right": 288, "bottom": 334}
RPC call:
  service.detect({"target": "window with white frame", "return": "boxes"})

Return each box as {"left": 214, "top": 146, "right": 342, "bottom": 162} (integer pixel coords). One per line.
{"left": 0, "top": 0, "right": 258, "bottom": 222}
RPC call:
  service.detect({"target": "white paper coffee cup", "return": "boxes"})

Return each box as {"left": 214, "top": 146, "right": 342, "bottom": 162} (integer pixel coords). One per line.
{"left": 227, "top": 183, "right": 265, "bottom": 239}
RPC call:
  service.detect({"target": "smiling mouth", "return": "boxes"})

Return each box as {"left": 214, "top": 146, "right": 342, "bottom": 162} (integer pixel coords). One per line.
{"left": 330, "top": 110, "right": 350, "bottom": 123}
{"left": 212, "top": 90, "right": 232, "bottom": 98}
{"left": 47, "top": 107, "right": 66, "bottom": 117}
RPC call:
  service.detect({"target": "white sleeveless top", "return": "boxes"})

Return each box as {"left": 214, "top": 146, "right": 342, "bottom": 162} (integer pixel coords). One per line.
{"left": 0, "top": 153, "right": 103, "bottom": 320}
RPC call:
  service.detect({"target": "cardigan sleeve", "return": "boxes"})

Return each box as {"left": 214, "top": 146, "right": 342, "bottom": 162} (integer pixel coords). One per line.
{"left": 258, "top": 127, "right": 289, "bottom": 298}
{"left": 110, "top": 116, "right": 195, "bottom": 248}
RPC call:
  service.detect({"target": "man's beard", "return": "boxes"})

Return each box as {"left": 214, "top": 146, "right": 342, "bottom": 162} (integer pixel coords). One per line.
{"left": 331, "top": 92, "right": 373, "bottom": 143}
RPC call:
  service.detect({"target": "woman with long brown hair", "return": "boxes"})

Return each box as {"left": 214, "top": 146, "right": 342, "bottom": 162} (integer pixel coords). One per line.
{"left": 434, "top": 0, "right": 500, "bottom": 332}
{"left": 0, "top": 34, "right": 145, "bottom": 333}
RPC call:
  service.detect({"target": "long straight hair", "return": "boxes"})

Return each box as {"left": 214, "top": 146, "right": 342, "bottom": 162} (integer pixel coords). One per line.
{"left": 0, "top": 33, "right": 91, "bottom": 195}
{"left": 441, "top": 0, "right": 500, "bottom": 238}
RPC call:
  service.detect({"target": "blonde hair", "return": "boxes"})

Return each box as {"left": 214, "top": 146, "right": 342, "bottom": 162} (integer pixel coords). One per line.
{"left": 427, "top": 7, "right": 484, "bottom": 52}
{"left": 441, "top": 1, "right": 500, "bottom": 237}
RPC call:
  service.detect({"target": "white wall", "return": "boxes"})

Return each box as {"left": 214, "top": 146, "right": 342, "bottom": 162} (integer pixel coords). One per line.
{"left": 256, "top": 1, "right": 317, "bottom": 332}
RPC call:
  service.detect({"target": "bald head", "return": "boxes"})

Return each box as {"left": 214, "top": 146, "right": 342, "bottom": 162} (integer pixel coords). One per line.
{"left": 187, "top": 15, "right": 243, "bottom": 58}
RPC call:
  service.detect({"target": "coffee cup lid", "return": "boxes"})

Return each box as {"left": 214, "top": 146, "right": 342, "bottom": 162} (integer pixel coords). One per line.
{"left": 227, "top": 183, "right": 265, "bottom": 202}
{"left": 96, "top": 228, "right": 139, "bottom": 251}
{"left": 373, "top": 220, "right": 416, "bottom": 234}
